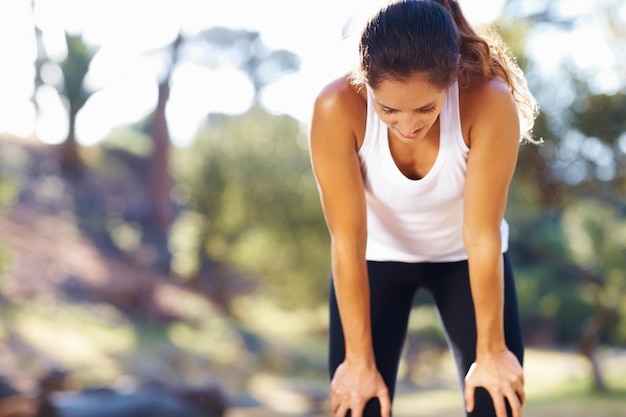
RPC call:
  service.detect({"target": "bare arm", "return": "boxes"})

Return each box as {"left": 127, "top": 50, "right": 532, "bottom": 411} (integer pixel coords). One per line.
{"left": 462, "top": 79, "right": 524, "bottom": 417}
{"left": 309, "top": 77, "right": 391, "bottom": 417}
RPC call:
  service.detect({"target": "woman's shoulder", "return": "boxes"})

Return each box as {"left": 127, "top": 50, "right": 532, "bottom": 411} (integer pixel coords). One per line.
{"left": 459, "top": 77, "right": 518, "bottom": 127}
{"left": 313, "top": 74, "right": 367, "bottom": 119}
{"left": 460, "top": 76, "right": 515, "bottom": 107}
{"left": 459, "top": 76, "right": 521, "bottom": 148}
{"left": 311, "top": 74, "right": 368, "bottom": 146}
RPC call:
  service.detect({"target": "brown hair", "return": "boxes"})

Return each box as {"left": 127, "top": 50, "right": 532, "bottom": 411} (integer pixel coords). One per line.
{"left": 351, "top": 0, "right": 539, "bottom": 142}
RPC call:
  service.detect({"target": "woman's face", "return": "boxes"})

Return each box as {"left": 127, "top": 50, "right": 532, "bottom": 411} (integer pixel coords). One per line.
{"left": 370, "top": 73, "right": 447, "bottom": 145}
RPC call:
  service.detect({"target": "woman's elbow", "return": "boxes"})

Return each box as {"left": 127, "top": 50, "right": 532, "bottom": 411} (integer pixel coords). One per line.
{"left": 462, "top": 225, "right": 502, "bottom": 254}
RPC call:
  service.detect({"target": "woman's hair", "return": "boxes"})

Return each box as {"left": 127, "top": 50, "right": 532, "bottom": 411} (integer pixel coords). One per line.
{"left": 351, "top": 0, "right": 540, "bottom": 142}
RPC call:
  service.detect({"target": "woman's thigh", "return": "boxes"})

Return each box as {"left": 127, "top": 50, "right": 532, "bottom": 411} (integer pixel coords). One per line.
{"left": 426, "top": 253, "right": 524, "bottom": 417}
{"left": 328, "top": 262, "right": 423, "bottom": 415}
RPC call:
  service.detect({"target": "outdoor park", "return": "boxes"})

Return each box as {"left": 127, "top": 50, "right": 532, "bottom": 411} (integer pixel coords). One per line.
{"left": 0, "top": 0, "right": 625, "bottom": 416}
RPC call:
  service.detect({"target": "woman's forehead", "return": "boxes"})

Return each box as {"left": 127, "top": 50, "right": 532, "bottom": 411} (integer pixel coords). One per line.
{"left": 369, "top": 75, "right": 446, "bottom": 109}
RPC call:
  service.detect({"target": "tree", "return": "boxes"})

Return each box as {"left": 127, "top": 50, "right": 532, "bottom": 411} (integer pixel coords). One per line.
{"left": 170, "top": 108, "right": 328, "bottom": 312}
{"left": 29, "top": 0, "right": 96, "bottom": 173}
{"left": 143, "top": 28, "right": 300, "bottom": 232}
{"left": 554, "top": 84, "right": 626, "bottom": 391}
{"left": 500, "top": 0, "right": 626, "bottom": 391}
{"left": 148, "top": 34, "right": 183, "bottom": 231}
{"left": 198, "top": 27, "right": 301, "bottom": 105}
{"left": 57, "top": 33, "right": 97, "bottom": 173}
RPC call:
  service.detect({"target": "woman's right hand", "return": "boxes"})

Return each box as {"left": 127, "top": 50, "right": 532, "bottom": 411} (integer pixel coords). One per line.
{"left": 330, "top": 360, "right": 392, "bottom": 417}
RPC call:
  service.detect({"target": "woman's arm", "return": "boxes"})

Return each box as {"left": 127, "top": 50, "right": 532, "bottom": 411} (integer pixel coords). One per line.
{"left": 309, "top": 77, "right": 391, "bottom": 417}
{"left": 461, "top": 79, "right": 525, "bottom": 417}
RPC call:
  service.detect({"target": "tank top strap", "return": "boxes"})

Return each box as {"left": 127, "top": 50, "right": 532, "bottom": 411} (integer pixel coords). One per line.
{"left": 359, "top": 87, "right": 386, "bottom": 159}
{"left": 440, "top": 80, "right": 469, "bottom": 152}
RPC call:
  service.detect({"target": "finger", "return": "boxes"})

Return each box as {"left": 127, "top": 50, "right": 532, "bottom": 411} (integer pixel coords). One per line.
{"left": 463, "top": 363, "right": 477, "bottom": 412}
{"left": 379, "top": 389, "right": 392, "bottom": 417}
{"left": 330, "top": 392, "right": 340, "bottom": 413}
{"left": 506, "top": 388, "right": 522, "bottom": 417}
{"left": 334, "top": 402, "right": 349, "bottom": 417}
{"left": 463, "top": 382, "right": 475, "bottom": 413}
{"left": 350, "top": 400, "right": 365, "bottom": 417}
{"left": 514, "top": 381, "right": 526, "bottom": 405}
{"left": 491, "top": 394, "right": 508, "bottom": 417}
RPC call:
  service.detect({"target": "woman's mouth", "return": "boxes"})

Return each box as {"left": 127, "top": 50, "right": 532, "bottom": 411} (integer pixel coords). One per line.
{"left": 398, "top": 127, "right": 423, "bottom": 139}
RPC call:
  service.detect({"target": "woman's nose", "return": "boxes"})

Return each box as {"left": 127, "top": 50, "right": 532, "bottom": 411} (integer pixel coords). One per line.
{"left": 395, "top": 113, "right": 419, "bottom": 134}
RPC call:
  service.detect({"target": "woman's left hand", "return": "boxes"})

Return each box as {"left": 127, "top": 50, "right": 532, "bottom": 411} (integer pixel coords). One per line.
{"left": 463, "top": 349, "right": 524, "bottom": 417}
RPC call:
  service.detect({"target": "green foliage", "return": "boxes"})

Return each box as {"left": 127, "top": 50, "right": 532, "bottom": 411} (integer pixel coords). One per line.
{"left": 171, "top": 108, "right": 330, "bottom": 308}
{"left": 572, "top": 91, "right": 626, "bottom": 144}
{"left": 0, "top": 242, "right": 11, "bottom": 283}
{"left": 562, "top": 200, "right": 626, "bottom": 270}
{"left": 500, "top": 0, "right": 626, "bottom": 354}
{"left": 493, "top": 17, "right": 534, "bottom": 70}
{"left": 509, "top": 188, "right": 626, "bottom": 345}
{"left": 0, "top": 144, "right": 19, "bottom": 276}
{"left": 61, "top": 33, "right": 97, "bottom": 115}
{"left": 102, "top": 127, "right": 154, "bottom": 158}
{"left": 510, "top": 214, "right": 593, "bottom": 344}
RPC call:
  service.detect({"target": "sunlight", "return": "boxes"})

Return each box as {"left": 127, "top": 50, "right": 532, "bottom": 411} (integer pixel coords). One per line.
{"left": 0, "top": 100, "right": 37, "bottom": 138}
{"left": 77, "top": 68, "right": 158, "bottom": 146}
{"left": 14, "top": 304, "right": 135, "bottom": 382}
{"left": 526, "top": 10, "right": 621, "bottom": 95}
{"left": 35, "top": 0, "right": 181, "bottom": 53}
{"left": 34, "top": 85, "right": 68, "bottom": 144}
{"left": 0, "top": 0, "right": 531, "bottom": 143}
{"left": 262, "top": 72, "right": 314, "bottom": 122}
{"left": 0, "top": 0, "right": 620, "bottom": 146}
{"left": 0, "top": 0, "right": 36, "bottom": 136}
{"left": 461, "top": 0, "right": 506, "bottom": 25}
{"left": 570, "top": 23, "right": 619, "bottom": 93}
{"left": 167, "top": 64, "right": 255, "bottom": 147}
{"left": 526, "top": 26, "right": 570, "bottom": 76}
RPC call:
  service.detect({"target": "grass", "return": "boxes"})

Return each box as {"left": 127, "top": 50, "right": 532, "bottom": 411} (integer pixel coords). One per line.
{"left": 525, "top": 390, "right": 626, "bottom": 417}
{"left": 225, "top": 347, "right": 626, "bottom": 417}
{"left": 390, "top": 348, "right": 626, "bottom": 417}
{"left": 2, "top": 298, "right": 625, "bottom": 416}
{"left": 390, "top": 389, "right": 626, "bottom": 417}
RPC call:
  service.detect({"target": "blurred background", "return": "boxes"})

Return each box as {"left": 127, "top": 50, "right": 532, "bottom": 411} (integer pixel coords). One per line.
{"left": 0, "top": 0, "right": 625, "bottom": 416}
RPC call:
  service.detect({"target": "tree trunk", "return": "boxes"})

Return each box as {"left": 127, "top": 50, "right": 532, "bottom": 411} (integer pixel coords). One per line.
{"left": 150, "top": 80, "right": 174, "bottom": 231}
{"left": 60, "top": 110, "right": 83, "bottom": 174}
{"left": 579, "top": 306, "right": 615, "bottom": 392}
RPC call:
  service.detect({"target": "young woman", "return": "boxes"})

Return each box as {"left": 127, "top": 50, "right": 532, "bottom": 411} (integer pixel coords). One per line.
{"left": 309, "top": 1, "right": 539, "bottom": 417}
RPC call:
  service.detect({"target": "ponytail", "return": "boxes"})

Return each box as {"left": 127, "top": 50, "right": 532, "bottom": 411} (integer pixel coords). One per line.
{"left": 433, "top": 0, "right": 540, "bottom": 143}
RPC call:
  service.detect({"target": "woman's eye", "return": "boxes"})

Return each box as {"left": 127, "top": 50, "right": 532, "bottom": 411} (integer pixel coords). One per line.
{"left": 378, "top": 106, "right": 435, "bottom": 115}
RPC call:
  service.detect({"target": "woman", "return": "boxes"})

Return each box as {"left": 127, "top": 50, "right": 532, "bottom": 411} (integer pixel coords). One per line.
{"left": 308, "top": 1, "right": 539, "bottom": 417}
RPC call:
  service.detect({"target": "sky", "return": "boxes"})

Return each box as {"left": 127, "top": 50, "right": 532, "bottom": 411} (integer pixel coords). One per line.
{"left": 0, "top": 0, "right": 622, "bottom": 147}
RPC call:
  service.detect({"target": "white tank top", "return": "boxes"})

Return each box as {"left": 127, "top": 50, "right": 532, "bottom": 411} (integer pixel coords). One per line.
{"left": 358, "top": 80, "right": 509, "bottom": 262}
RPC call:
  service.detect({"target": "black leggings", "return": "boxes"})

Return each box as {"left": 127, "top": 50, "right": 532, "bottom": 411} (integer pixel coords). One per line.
{"left": 328, "top": 253, "right": 524, "bottom": 417}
